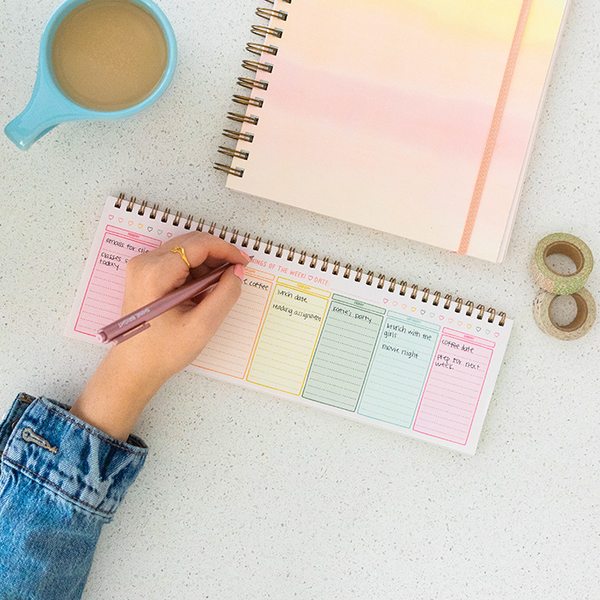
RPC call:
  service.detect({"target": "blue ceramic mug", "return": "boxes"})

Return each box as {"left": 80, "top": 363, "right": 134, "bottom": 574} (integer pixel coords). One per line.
{"left": 5, "top": 0, "right": 177, "bottom": 150}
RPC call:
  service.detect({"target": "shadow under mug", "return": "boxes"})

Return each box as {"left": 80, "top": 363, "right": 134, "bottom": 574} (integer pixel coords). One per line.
{"left": 5, "top": 0, "right": 177, "bottom": 151}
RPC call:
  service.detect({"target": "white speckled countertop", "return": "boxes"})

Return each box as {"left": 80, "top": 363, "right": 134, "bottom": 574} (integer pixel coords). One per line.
{"left": 1, "top": 1, "right": 599, "bottom": 598}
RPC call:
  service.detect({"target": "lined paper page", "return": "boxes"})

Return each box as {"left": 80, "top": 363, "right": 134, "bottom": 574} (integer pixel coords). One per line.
{"left": 413, "top": 330, "right": 495, "bottom": 444}
{"left": 302, "top": 295, "right": 385, "bottom": 411}
{"left": 357, "top": 315, "right": 440, "bottom": 428}
{"left": 246, "top": 280, "right": 329, "bottom": 394}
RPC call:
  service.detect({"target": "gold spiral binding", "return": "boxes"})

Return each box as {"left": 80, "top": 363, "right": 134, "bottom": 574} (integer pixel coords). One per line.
{"left": 114, "top": 195, "right": 509, "bottom": 326}
{"left": 223, "top": 129, "right": 254, "bottom": 143}
{"left": 214, "top": 163, "right": 244, "bottom": 177}
{"left": 242, "top": 60, "right": 273, "bottom": 73}
{"left": 216, "top": 0, "right": 289, "bottom": 178}
{"left": 227, "top": 112, "right": 259, "bottom": 125}
{"left": 250, "top": 25, "right": 283, "bottom": 38}
{"left": 246, "top": 42, "right": 278, "bottom": 56}
{"left": 218, "top": 146, "right": 249, "bottom": 160}
{"left": 237, "top": 77, "right": 269, "bottom": 91}
{"left": 232, "top": 95, "right": 264, "bottom": 108}
{"left": 256, "top": 7, "right": 288, "bottom": 21}
{"left": 333, "top": 261, "right": 341, "bottom": 276}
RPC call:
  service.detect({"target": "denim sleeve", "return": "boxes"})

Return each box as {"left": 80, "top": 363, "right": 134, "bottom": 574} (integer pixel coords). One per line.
{"left": 0, "top": 393, "right": 148, "bottom": 600}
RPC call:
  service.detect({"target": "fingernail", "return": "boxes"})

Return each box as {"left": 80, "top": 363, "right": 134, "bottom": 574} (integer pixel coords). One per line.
{"left": 240, "top": 250, "right": 251, "bottom": 262}
{"left": 234, "top": 264, "right": 245, "bottom": 280}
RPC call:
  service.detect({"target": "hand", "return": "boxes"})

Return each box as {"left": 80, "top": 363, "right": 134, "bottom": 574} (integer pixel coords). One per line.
{"left": 71, "top": 232, "right": 249, "bottom": 441}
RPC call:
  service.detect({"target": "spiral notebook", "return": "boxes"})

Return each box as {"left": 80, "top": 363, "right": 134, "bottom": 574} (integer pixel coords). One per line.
{"left": 215, "top": 0, "right": 570, "bottom": 262}
{"left": 65, "top": 196, "right": 513, "bottom": 454}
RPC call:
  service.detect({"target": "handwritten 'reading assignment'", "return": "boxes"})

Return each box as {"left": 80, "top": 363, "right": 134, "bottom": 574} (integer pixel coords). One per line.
{"left": 66, "top": 197, "right": 512, "bottom": 453}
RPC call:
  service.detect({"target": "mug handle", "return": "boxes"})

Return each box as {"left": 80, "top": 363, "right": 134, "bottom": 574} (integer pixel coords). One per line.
{"left": 5, "top": 70, "right": 80, "bottom": 151}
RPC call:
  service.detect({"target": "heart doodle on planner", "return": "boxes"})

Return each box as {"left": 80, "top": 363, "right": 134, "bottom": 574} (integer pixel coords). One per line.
{"left": 430, "top": 312, "right": 434, "bottom": 318}
{"left": 439, "top": 315, "right": 444, "bottom": 321}
{"left": 495, "top": 332, "right": 500, "bottom": 338}
{"left": 138, "top": 223, "right": 143, "bottom": 229}
{"left": 108, "top": 214, "right": 114, "bottom": 220}
{"left": 308, "top": 275, "right": 314, "bottom": 281}
{"left": 167, "top": 232, "right": 173, "bottom": 238}
{"left": 420, "top": 309, "right": 426, "bottom": 315}
{"left": 383, "top": 298, "right": 388, "bottom": 304}
{"left": 157, "top": 230, "right": 163, "bottom": 235}
{"left": 467, "top": 324, "right": 472, "bottom": 329}
{"left": 476, "top": 327, "right": 481, "bottom": 332}
{"left": 448, "top": 318, "right": 453, "bottom": 323}
{"left": 485, "top": 329, "right": 490, "bottom": 335}
{"left": 392, "top": 301, "right": 398, "bottom": 307}
{"left": 147, "top": 227, "right": 153, "bottom": 232}
{"left": 128, "top": 220, "right": 133, "bottom": 226}
{"left": 458, "top": 321, "right": 463, "bottom": 326}
{"left": 401, "top": 304, "right": 407, "bottom": 309}
{"left": 118, "top": 217, "right": 124, "bottom": 223}
{"left": 411, "top": 307, "right": 416, "bottom": 312}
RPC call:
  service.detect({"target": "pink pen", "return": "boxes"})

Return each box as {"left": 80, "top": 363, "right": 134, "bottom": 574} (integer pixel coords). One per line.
{"left": 97, "top": 261, "right": 244, "bottom": 345}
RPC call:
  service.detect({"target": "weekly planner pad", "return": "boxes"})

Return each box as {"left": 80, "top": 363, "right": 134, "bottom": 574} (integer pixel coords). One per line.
{"left": 66, "top": 197, "right": 513, "bottom": 454}
{"left": 217, "top": 0, "right": 571, "bottom": 262}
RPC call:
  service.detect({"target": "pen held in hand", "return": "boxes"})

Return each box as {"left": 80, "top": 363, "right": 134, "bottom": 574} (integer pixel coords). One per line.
{"left": 97, "top": 260, "right": 248, "bottom": 345}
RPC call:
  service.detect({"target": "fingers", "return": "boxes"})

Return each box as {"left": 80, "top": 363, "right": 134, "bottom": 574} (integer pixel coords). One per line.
{"left": 159, "top": 231, "right": 249, "bottom": 269}
{"left": 184, "top": 265, "right": 244, "bottom": 339}
{"left": 125, "top": 232, "right": 250, "bottom": 308}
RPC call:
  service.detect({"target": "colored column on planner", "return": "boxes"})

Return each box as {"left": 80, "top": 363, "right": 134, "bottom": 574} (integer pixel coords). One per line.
{"left": 302, "top": 294, "right": 384, "bottom": 411}
{"left": 357, "top": 315, "right": 440, "bottom": 428}
{"left": 246, "top": 279, "right": 330, "bottom": 394}
{"left": 193, "top": 269, "right": 274, "bottom": 379}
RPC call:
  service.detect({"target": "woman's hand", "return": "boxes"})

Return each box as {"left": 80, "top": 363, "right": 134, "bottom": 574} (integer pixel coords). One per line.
{"left": 71, "top": 232, "right": 249, "bottom": 441}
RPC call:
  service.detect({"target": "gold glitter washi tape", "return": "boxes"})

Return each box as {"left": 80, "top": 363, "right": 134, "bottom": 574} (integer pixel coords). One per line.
{"left": 532, "top": 287, "right": 596, "bottom": 341}
{"left": 531, "top": 233, "right": 594, "bottom": 295}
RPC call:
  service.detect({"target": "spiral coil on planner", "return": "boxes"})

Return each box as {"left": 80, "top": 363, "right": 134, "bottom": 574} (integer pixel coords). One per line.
{"left": 214, "top": 0, "right": 290, "bottom": 177}
{"left": 115, "top": 194, "right": 506, "bottom": 326}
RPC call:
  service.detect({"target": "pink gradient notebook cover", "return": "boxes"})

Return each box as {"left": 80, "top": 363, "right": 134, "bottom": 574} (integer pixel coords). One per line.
{"left": 217, "top": 0, "right": 570, "bottom": 262}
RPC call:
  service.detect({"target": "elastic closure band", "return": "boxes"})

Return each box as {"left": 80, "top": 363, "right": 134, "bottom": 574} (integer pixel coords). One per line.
{"left": 458, "top": 0, "right": 533, "bottom": 255}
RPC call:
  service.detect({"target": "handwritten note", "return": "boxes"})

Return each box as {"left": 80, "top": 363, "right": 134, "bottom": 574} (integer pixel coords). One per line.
{"left": 246, "top": 279, "right": 329, "bottom": 394}
{"left": 74, "top": 226, "right": 159, "bottom": 337}
{"left": 413, "top": 329, "right": 494, "bottom": 444}
{"left": 302, "top": 295, "right": 385, "bottom": 411}
{"left": 357, "top": 315, "right": 440, "bottom": 428}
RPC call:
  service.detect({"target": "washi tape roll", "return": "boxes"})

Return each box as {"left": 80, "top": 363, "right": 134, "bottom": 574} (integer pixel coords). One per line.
{"left": 531, "top": 233, "right": 594, "bottom": 295}
{"left": 533, "top": 287, "right": 596, "bottom": 341}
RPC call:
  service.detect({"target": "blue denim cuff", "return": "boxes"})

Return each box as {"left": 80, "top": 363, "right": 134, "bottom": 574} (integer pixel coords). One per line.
{"left": 1, "top": 393, "right": 148, "bottom": 522}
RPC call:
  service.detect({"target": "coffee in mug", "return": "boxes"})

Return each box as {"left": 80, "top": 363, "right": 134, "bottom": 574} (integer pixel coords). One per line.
{"left": 51, "top": 0, "right": 168, "bottom": 111}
